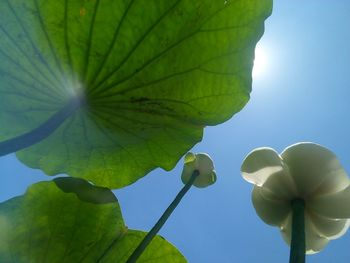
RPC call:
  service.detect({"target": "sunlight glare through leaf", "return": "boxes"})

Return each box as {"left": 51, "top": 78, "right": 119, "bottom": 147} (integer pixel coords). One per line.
{"left": 253, "top": 44, "right": 268, "bottom": 78}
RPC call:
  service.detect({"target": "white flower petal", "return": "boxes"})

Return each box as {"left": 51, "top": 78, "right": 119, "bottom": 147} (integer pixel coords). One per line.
{"left": 193, "top": 170, "right": 217, "bottom": 188}
{"left": 252, "top": 186, "right": 290, "bottom": 226}
{"left": 305, "top": 215, "right": 330, "bottom": 254}
{"left": 308, "top": 211, "right": 350, "bottom": 240}
{"left": 262, "top": 170, "right": 298, "bottom": 200}
{"left": 195, "top": 153, "right": 214, "bottom": 176}
{"left": 241, "top": 147, "right": 297, "bottom": 199}
{"left": 241, "top": 147, "right": 285, "bottom": 186}
{"left": 312, "top": 169, "right": 349, "bottom": 197}
{"left": 280, "top": 213, "right": 329, "bottom": 254}
{"left": 281, "top": 142, "right": 347, "bottom": 197}
{"left": 309, "top": 185, "right": 350, "bottom": 219}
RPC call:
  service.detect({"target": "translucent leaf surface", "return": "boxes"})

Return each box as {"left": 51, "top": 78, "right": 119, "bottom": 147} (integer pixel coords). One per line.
{"left": 0, "top": 0, "right": 272, "bottom": 188}
{"left": 0, "top": 178, "right": 186, "bottom": 263}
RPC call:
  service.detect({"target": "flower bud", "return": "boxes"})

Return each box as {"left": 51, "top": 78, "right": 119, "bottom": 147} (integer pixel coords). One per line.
{"left": 181, "top": 152, "right": 216, "bottom": 188}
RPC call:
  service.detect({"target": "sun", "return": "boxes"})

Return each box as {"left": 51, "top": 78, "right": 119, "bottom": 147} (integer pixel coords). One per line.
{"left": 252, "top": 44, "right": 268, "bottom": 77}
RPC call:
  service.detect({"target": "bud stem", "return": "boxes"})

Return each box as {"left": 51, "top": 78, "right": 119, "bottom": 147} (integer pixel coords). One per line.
{"left": 126, "top": 170, "right": 200, "bottom": 263}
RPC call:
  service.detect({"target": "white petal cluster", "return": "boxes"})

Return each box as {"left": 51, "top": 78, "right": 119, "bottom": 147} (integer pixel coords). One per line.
{"left": 241, "top": 142, "right": 350, "bottom": 254}
{"left": 181, "top": 152, "right": 216, "bottom": 188}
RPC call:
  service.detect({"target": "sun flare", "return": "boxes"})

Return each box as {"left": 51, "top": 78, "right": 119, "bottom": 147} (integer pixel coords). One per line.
{"left": 252, "top": 45, "right": 268, "bottom": 77}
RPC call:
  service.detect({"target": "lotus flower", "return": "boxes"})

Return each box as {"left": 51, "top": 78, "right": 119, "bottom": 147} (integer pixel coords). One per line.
{"left": 181, "top": 152, "right": 217, "bottom": 188}
{"left": 241, "top": 142, "right": 350, "bottom": 254}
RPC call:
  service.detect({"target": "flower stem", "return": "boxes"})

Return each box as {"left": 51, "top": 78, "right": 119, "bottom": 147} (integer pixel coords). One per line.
{"left": 126, "top": 170, "right": 200, "bottom": 263}
{"left": 289, "top": 198, "right": 306, "bottom": 263}
{"left": 0, "top": 97, "right": 82, "bottom": 157}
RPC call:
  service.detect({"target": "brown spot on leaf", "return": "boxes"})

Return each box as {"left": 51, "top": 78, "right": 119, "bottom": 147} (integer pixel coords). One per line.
{"left": 80, "top": 7, "right": 86, "bottom": 17}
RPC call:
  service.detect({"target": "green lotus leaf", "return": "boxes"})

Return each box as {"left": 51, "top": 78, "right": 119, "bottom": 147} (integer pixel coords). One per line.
{"left": 0, "top": 177, "right": 186, "bottom": 263}
{"left": 0, "top": 0, "right": 272, "bottom": 188}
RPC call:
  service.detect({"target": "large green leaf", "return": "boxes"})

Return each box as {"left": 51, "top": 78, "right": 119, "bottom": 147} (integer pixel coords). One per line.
{"left": 0, "top": 0, "right": 272, "bottom": 188}
{"left": 0, "top": 178, "right": 186, "bottom": 263}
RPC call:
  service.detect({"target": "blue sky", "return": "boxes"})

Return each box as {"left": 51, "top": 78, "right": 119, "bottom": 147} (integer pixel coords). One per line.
{"left": 1, "top": 1, "right": 350, "bottom": 262}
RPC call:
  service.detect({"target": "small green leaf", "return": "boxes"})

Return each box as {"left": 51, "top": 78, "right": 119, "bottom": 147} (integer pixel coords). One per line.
{"left": 0, "top": 178, "right": 186, "bottom": 263}
{"left": 0, "top": 0, "right": 272, "bottom": 188}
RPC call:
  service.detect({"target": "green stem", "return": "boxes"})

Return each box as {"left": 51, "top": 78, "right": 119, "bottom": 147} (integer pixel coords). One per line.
{"left": 289, "top": 198, "right": 306, "bottom": 263}
{"left": 126, "top": 170, "right": 200, "bottom": 263}
{"left": 0, "top": 97, "right": 82, "bottom": 157}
